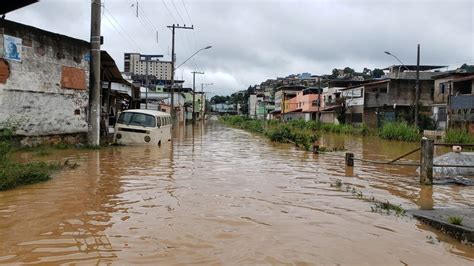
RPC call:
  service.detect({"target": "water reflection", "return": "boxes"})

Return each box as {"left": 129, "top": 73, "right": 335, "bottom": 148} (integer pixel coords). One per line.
{"left": 0, "top": 122, "right": 473, "bottom": 264}
{"left": 417, "top": 185, "right": 434, "bottom": 210}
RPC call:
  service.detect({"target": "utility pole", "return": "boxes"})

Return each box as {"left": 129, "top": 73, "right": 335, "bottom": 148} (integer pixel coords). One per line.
{"left": 200, "top": 83, "right": 212, "bottom": 120}
{"left": 415, "top": 44, "right": 420, "bottom": 128}
{"left": 192, "top": 71, "right": 204, "bottom": 123}
{"left": 89, "top": 0, "right": 101, "bottom": 146}
{"left": 167, "top": 24, "right": 194, "bottom": 122}
{"left": 145, "top": 60, "right": 149, "bottom": 109}
{"left": 317, "top": 77, "right": 321, "bottom": 122}
{"left": 201, "top": 83, "right": 204, "bottom": 118}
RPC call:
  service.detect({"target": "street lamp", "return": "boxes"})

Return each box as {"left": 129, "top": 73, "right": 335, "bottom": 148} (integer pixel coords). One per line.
{"left": 170, "top": 45, "right": 211, "bottom": 123}
{"left": 384, "top": 46, "right": 421, "bottom": 127}
{"left": 384, "top": 51, "right": 409, "bottom": 71}
{"left": 175, "top": 45, "right": 212, "bottom": 70}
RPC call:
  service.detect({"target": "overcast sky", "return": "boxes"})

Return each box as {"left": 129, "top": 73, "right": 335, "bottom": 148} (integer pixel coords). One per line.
{"left": 7, "top": 0, "right": 474, "bottom": 95}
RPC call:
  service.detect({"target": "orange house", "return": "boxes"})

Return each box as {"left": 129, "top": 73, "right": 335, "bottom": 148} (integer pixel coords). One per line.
{"left": 283, "top": 88, "right": 324, "bottom": 121}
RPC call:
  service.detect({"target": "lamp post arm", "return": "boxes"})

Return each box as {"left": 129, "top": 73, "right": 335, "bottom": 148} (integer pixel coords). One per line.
{"left": 389, "top": 54, "right": 410, "bottom": 71}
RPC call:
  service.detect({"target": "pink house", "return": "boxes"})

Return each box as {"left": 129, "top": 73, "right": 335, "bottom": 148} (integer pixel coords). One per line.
{"left": 283, "top": 88, "right": 324, "bottom": 121}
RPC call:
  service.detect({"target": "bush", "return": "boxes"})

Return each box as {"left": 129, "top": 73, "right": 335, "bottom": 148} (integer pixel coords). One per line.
{"left": 220, "top": 117, "right": 319, "bottom": 150}
{"left": 0, "top": 142, "right": 12, "bottom": 161}
{"left": 0, "top": 162, "right": 59, "bottom": 191}
{"left": 379, "top": 122, "right": 420, "bottom": 142}
{"left": 444, "top": 129, "right": 474, "bottom": 144}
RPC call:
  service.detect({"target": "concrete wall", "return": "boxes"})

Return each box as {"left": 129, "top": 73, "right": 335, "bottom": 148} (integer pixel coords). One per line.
{"left": 365, "top": 79, "right": 434, "bottom": 108}
{"left": 0, "top": 20, "right": 90, "bottom": 138}
{"left": 320, "top": 112, "right": 338, "bottom": 124}
{"left": 433, "top": 77, "right": 451, "bottom": 104}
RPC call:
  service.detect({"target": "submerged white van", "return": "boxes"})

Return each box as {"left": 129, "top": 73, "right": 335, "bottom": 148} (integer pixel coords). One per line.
{"left": 114, "top": 109, "right": 172, "bottom": 146}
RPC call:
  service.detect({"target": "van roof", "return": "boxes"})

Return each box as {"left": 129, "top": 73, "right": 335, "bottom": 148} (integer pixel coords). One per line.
{"left": 121, "top": 109, "right": 171, "bottom": 117}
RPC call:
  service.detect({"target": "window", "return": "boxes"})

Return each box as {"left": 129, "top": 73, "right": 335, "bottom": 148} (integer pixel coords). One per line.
{"left": 117, "top": 112, "right": 156, "bottom": 127}
{"left": 440, "top": 83, "right": 445, "bottom": 94}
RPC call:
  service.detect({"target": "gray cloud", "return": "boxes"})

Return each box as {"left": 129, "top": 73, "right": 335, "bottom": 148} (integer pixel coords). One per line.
{"left": 7, "top": 0, "right": 473, "bottom": 95}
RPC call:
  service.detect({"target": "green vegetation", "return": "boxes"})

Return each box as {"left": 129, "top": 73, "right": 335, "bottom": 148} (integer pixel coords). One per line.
{"left": 220, "top": 116, "right": 319, "bottom": 150}
{"left": 0, "top": 142, "right": 63, "bottom": 191}
{"left": 0, "top": 120, "right": 80, "bottom": 191}
{"left": 448, "top": 216, "right": 463, "bottom": 226}
{"left": 371, "top": 200, "right": 406, "bottom": 216}
{"left": 444, "top": 129, "right": 474, "bottom": 144}
{"left": 379, "top": 122, "right": 420, "bottom": 142}
{"left": 330, "top": 181, "right": 406, "bottom": 217}
{"left": 220, "top": 116, "right": 373, "bottom": 150}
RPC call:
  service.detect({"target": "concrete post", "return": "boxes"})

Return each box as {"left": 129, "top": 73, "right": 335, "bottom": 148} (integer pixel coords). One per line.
{"left": 88, "top": 0, "right": 101, "bottom": 146}
{"left": 420, "top": 138, "right": 434, "bottom": 185}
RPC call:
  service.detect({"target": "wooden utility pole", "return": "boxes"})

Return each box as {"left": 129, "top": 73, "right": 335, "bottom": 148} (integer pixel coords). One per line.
{"left": 415, "top": 44, "right": 420, "bottom": 127}
{"left": 420, "top": 138, "right": 434, "bottom": 185}
{"left": 89, "top": 0, "right": 101, "bottom": 146}
{"left": 192, "top": 71, "right": 204, "bottom": 123}
{"left": 167, "top": 24, "right": 194, "bottom": 122}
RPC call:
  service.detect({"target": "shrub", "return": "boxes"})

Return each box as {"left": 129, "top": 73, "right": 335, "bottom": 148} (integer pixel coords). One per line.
{"left": 0, "top": 161, "right": 61, "bottom": 191}
{"left": 379, "top": 122, "right": 420, "bottom": 142}
{"left": 0, "top": 142, "right": 12, "bottom": 161}
{"left": 444, "top": 129, "right": 474, "bottom": 144}
{"left": 448, "top": 216, "right": 463, "bottom": 226}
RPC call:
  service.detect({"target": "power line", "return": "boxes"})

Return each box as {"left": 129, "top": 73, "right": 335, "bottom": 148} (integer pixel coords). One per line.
{"left": 170, "top": 0, "right": 186, "bottom": 25}
{"left": 181, "top": 0, "right": 193, "bottom": 25}
{"left": 122, "top": 0, "right": 163, "bottom": 52}
{"left": 103, "top": 8, "right": 143, "bottom": 51}
{"left": 162, "top": 0, "right": 178, "bottom": 23}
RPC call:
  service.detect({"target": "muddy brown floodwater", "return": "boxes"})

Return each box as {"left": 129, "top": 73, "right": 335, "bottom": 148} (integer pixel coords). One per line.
{"left": 1, "top": 122, "right": 473, "bottom": 264}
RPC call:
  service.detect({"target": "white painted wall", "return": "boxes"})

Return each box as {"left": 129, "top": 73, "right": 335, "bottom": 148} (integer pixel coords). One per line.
{"left": 0, "top": 23, "right": 90, "bottom": 136}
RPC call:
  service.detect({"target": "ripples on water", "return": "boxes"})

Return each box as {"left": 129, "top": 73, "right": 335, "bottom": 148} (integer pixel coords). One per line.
{"left": 0, "top": 121, "right": 473, "bottom": 264}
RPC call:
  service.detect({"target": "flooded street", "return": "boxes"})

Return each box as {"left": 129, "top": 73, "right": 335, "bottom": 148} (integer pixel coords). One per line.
{"left": 1, "top": 122, "right": 473, "bottom": 264}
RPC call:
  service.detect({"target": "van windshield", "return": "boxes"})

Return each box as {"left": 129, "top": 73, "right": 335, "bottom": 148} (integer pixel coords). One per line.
{"left": 117, "top": 112, "right": 156, "bottom": 127}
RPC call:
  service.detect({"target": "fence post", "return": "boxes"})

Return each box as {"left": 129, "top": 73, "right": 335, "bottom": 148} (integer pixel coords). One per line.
{"left": 420, "top": 138, "right": 434, "bottom": 185}
{"left": 345, "top": 152, "right": 354, "bottom": 167}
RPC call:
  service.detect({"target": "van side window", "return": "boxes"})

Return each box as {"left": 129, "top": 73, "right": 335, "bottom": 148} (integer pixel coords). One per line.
{"left": 156, "top": 116, "right": 161, "bottom": 127}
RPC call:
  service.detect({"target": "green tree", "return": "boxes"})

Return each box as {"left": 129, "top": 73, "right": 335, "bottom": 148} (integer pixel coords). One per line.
{"left": 372, "top": 68, "right": 385, "bottom": 78}
{"left": 460, "top": 63, "right": 474, "bottom": 72}
{"left": 343, "top": 67, "right": 355, "bottom": 76}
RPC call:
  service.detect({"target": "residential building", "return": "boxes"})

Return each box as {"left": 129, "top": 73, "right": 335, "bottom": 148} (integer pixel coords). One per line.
{"left": 362, "top": 65, "right": 445, "bottom": 128}
{"left": 446, "top": 74, "right": 474, "bottom": 133}
{"left": 124, "top": 53, "right": 172, "bottom": 81}
{"left": 320, "top": 79, "right": 367, "bottom": 124}
{"left": 0, "top": 19, "right": 90, "bottom": 144}
{"left": 283, "top": 88, "right": 323, "bottom": 121}
{"left": 432, "top": 71, "right": 473, "bottom": 130}
{"left": 273, "top": 85, "right": 305, "bottom": 120}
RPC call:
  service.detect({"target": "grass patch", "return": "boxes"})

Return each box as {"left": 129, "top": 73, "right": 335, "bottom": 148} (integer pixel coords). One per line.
{"left": 220, "top": 116, "right": 319, "bottom": 151}
{"left": 0, "top": 141, "right": 77, "bottom": 191}
{"left": 371, "top": 200, "right": 406, "bottom": 216}
{"left": 330, "top": 182, "right": 406, "bottom": 217}
{"left": 0, "top": 161, "right": 61, "bottom": 191}
{"left": 34, "top": 148, "right": 53, "bottom": 157}
{"left": 448, "top": 216, "right": 463, "bottom": 226}
{"left": 379, "top": 122, "right": 420, "bottom": 142}
{"left": 220, "top": 116, "right": 372, "bottom": 150}
{"left": 444, "top": 129, "right": 474, "bottom": 144}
